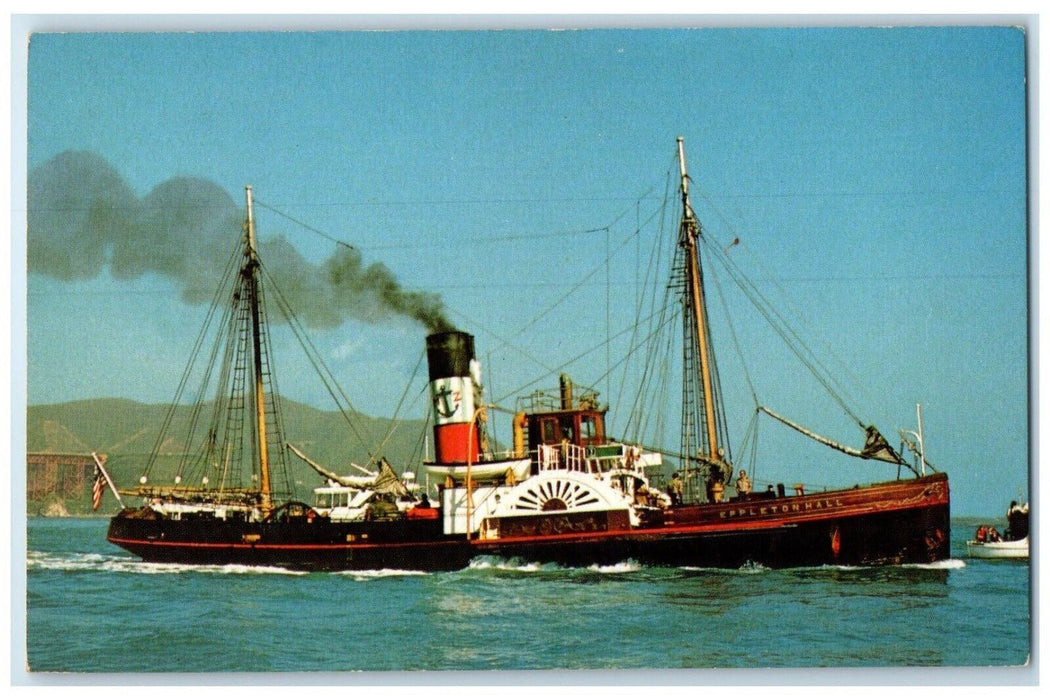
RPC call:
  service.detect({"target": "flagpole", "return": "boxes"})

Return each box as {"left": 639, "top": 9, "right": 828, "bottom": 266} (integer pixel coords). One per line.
{"left": 92, "top": 452, "right": 126, "bottom": 509}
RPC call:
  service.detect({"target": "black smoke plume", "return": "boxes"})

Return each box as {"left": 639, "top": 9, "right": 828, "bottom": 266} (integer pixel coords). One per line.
{"left": 28, "top": 150, "right": 454, "bottom": 333}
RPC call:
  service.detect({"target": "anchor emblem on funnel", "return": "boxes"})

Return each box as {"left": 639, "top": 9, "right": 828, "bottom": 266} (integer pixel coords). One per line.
{"left": 433, "top": 380, "right": 461, "bottom": 419}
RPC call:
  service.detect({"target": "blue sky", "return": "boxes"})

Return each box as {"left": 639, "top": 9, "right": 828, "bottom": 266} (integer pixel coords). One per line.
{"left": 20, "top": 24, "right": 1028, "bottom": 516}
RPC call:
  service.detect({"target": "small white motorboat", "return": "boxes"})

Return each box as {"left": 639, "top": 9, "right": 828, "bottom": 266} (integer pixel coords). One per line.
{"left": 965, "top": 536, "right": 1029, "bottom": 559}
{"left": 966, "top": 501, "right": 1029, "bottom": 560}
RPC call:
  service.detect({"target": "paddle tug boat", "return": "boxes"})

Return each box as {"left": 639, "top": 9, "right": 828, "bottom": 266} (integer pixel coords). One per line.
{"left": 105, "top": 139, "right": 951, "bottom": 571}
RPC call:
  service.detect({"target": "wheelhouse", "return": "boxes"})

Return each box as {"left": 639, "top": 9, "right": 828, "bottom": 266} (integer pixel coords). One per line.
{"left": 526, "top": 409, "right": 606, "bottom": 451}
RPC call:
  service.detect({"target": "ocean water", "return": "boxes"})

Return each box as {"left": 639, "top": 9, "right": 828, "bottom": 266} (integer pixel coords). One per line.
{"left": 21, "top": 517, "right": 1031, "bottom": 679}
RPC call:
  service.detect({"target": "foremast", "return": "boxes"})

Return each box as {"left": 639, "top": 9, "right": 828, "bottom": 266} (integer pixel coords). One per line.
{"left": 677, "top": 137, "right": 732, "bottom": 501}
{"left": 243, "top": 186, "right": 273, "bottom": 514}
{"left": 119, "top": 185, "right": 291, "bottom": 509}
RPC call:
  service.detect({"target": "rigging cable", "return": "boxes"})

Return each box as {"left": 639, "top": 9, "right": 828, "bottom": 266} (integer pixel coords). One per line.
{"left": 143, "top": 242, "right": 242, "bottom": 481}
{"left": 251, "top": 270, "right": 295, "bottom": 499}
{"left": 255, "top": 197, "right": 653, "bottom": 251}
{"left": 616, "top": 176, "right": 674, "bottom": 424}
{"left": 492, "top": 304, "right": 676, "bottom": 407}
{"left": 693, "top": 189, "right": 872, "bottom": 427}
{"left": 367, "top": 349, "right": 428, "bottom": 467}
{"left": 704, "top": 235, "right": 760, "bottom": 411}
{"left": 254, "top": 199, "right": 355, "bottom": 250}
{"left": 486, "top": 202, "right": 659, "bottom": 357}
{"left": 479, "top": 203, "right": 666, "bottom": 403}
{"left": 695, "top": 227, "right": 866, "bottom": 428}
{"left": 702, "top": 251, "right": 764, "bottom": 482}
{"left": 257, "top": 261, "right": 379, "bottom": 464}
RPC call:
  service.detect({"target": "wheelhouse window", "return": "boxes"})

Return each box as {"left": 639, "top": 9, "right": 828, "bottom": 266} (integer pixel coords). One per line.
{"left": 559, "top": 416, "right": 575, "bottom": 444}
{"left": 540, "top": 418, "right": 558, "bottom": 444}
{"left": 531, "top": 411, "right": 605, "bottom": 448}
{"left": 580, "top": 414, "right": 598, "bottom": 442}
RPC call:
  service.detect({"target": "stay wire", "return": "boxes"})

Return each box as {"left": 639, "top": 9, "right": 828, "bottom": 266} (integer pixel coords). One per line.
{"left": 615, "top": 177, "right": 674, "bottom": 421}
{"left": 144, "top": 242, "right": 242, "bottom": 479}
{"left": 254, "top": 199, "right": 355, "bottom": 250}
{"left": 257, "top": 261, "right": 379, "bottom": 464}
{"left": 704, "top": 241, "right": 760, "bottom": 410}
{"left": 492, "top": 303, "right": 676, "bottom": 408}
{"left": 444, "top": 201, "right": 663, "bottom": 399}
{"left": 694, "top": 217, "right": 865, "bottom": 427}
{"left": 255, "top": 197, "right": 663, "bottom": 252}
{"left": 624, "top": 156, "right": 686, "bottom": 444}
{"left": 368, "top": 349, "right": 428, "bottom": 466}
{"left": 694, "top": 190, "right": 870, "bottom": 426}
{"left": 488, "top": 201, "right": 662, "bottom": 357}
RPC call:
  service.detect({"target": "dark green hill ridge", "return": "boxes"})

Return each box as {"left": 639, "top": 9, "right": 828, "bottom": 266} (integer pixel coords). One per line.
{"left": 26, "top": 398, "right": 429, "bottom": 516}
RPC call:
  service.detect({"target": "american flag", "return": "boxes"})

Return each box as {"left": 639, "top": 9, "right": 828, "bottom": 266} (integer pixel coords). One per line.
{"left": 92, "top": 465, "right": 104, "bottom": 510}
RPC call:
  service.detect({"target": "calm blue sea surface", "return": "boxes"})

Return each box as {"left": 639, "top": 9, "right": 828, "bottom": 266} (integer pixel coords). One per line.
{"left": 22, "top": 517, "right": 1031, "bottom": 676}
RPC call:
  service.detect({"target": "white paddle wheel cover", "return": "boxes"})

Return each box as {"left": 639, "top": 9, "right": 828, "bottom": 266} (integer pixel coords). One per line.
{"left": 497, "top": 471, "right": 627, "bottom": 514}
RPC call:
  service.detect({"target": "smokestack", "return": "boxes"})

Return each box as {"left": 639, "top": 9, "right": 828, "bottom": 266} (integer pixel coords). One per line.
{"left": 559, "top": 373, "right": 574, "bottom": 410}
{"left": 426, "top": 331, "right": 483, "bottom": 464}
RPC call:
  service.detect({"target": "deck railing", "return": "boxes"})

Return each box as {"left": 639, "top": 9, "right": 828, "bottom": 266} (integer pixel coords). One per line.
{"left": 533, "top": 442, "right": 654, "bottom": 477}
{"left": 536, "top": 443, "right": 594, "bottom": 473}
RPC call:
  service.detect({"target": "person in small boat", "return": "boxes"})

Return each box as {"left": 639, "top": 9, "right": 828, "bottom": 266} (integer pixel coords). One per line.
{"left": 735, "top": 470, "right": 752, "bottom": 498}
{"left": 987, "top": 527, "right": 1001, "bottom": 542}
{"left": 975, "top": 525, "right": 988, "bottom": 542}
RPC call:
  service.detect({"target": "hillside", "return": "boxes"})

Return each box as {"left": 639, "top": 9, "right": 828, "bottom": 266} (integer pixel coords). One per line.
{"left": 25, "top": 397, "right": 429, "bottom": 515}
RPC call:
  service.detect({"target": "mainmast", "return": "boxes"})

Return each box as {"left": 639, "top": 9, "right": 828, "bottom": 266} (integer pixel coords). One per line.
{"left": 677, "top": 137, "right": 730, "bottom": 499}
{"left": 244, "top": 186, "right": 273, "bottom": 513}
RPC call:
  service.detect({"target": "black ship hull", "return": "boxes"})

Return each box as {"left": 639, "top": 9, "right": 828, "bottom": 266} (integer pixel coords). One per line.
{"left": 107, "top": 473, "right": 950, "bottom": 572}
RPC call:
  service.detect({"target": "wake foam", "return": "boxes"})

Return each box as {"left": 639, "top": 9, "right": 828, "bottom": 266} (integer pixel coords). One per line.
{"left": 467, "top": 556, "right": 641, "bottom": 574}
{"left": 27, "top": 550, "right": 308, "bottom": 576}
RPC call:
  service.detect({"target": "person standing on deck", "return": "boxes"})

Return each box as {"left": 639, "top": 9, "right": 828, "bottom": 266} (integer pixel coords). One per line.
{"left": 669, "top": 473, "right": 684, "bottom": 506}
{"left": 735, "top": 470, "right": 752, "bottom": 498}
